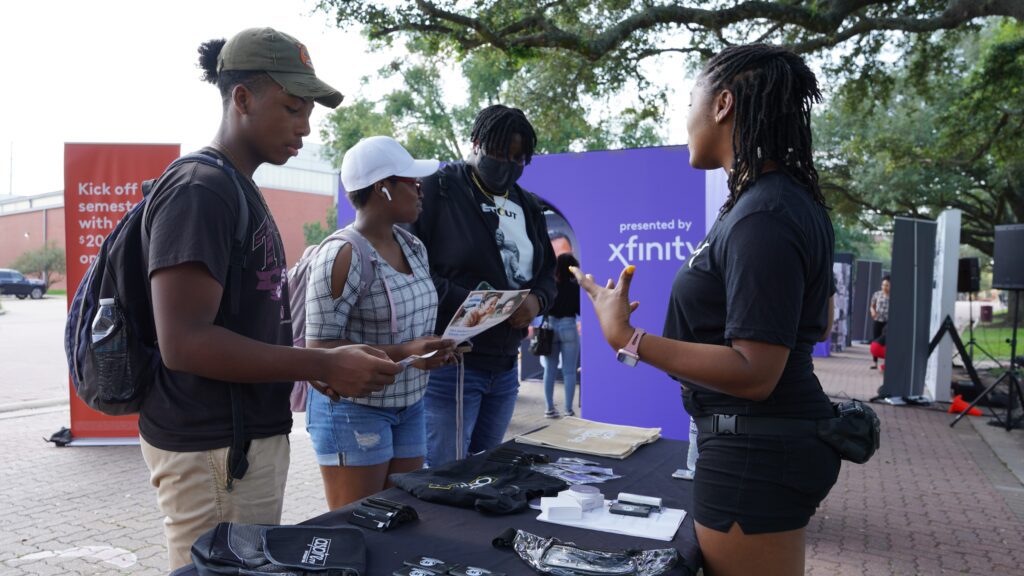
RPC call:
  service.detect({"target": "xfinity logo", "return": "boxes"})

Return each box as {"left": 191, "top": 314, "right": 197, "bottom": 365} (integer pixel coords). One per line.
{"left": 302, "top": 536, "right": 331, "bottom": 566}
{"left": 609, "top": 235, "right": 701, "bottom": 267}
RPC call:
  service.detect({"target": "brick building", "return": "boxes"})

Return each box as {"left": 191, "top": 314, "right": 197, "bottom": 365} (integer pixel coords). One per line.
{"left": 0, "top": 144, "right": 337, "bottom": 291}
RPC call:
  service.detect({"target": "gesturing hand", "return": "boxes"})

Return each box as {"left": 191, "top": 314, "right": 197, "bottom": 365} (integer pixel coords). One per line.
{"left": 570, "top": 265, "right": 640, "bottom": 350}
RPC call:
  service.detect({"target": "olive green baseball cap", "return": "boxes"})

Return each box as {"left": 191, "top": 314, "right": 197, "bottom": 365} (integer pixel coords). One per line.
{"left": 218, "top": 27, "right": 343, "bottom": 108}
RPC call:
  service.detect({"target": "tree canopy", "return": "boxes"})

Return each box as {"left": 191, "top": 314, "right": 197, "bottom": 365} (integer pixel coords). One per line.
{"left": 317, "top": 1, "right": 1022, "bottom": 99}
{"left": 318, "top": 1, "right": 1021, "bottom": 60}
{"left": 816, "top": 21, "right": 1024, "bottom": 256}
{"left": 315, "top": 2, "right": 1022, "bottom": 253}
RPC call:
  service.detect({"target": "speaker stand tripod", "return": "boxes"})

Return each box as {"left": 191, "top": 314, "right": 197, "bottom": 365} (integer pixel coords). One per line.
{"left": 962, "top": 292, "right": 1002, "bottom": 367}
{"left": 924, "top": 315, "right": 984, "bottom": 415}
{"left": 950, "top": 290, "right": 1024, "bottom": 430}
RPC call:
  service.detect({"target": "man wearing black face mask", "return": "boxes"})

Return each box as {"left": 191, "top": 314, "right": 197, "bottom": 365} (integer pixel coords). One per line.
{"left": 411, "top": 105, "right": 556, "bottom": 467}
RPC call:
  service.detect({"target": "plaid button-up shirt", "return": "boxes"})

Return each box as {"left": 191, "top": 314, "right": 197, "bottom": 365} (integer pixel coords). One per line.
{"left": 305, "top": 227, "right": 438, "bottom": 408}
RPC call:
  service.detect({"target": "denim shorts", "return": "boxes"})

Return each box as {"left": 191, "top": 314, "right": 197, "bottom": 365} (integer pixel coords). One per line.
{"left": 306, "top": 395, "right": 426, "bottom": 467}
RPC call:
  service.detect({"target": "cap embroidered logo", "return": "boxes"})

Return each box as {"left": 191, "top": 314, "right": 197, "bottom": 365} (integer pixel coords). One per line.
{"left": 296, "top": 43, "right": 314, "bottom": 70}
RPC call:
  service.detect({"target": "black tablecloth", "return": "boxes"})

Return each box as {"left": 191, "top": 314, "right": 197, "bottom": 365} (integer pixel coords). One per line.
{"left": 174, "top": 437, "right": 700, "bottom": 575}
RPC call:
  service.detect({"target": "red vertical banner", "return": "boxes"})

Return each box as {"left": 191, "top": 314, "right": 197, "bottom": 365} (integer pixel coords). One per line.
{"left": 64, "top": 143, "right": 180, "bottom": 443}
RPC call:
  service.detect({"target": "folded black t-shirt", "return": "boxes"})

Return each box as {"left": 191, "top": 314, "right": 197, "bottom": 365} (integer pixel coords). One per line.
{"left": 663, "top": 171, "right": 835, "bottom": 419}
{"left": 392, "top": 458, "right": 567, "bottom": 514}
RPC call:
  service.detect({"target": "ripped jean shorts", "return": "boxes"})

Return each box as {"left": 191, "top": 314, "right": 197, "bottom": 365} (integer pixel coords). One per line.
{"left": 306, "top": 395, "right": 425, "bottom": 467}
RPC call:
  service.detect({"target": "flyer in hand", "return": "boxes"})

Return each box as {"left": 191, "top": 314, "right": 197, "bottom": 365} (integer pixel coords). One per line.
{"left": 442, "top": 289, "right": 531, "bottom": 344}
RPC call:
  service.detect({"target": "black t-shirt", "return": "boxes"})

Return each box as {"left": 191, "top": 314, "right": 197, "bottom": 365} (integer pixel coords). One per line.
{"left": 391, "top": 457, "right": 567, "bottom": 514}
{"left": 140, "top": 149, "right": 293, "bottom": 452}
{"left": 663, "top": 171, "right": 835, "bottom": 419}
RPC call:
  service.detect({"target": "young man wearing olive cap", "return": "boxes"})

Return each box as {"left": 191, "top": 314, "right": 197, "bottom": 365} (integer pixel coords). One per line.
{"left": 139, "top": 28, "right": 402, "bottom": 570}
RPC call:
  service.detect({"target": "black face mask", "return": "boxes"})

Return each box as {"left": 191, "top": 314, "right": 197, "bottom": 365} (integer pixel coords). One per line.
{"left": 476, "top": 155, "right": 524, "bottom": 194}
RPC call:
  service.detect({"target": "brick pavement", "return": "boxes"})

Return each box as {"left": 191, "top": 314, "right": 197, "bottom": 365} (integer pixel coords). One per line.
{"left": 807, "top": 347, "right": 1024, "bottom": 575}
{"left": 2, "top": 299, "right": 1023, "bottom": 574}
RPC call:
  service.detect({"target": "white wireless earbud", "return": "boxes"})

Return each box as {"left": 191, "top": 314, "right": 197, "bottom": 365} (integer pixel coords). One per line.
{"left": 382, "top": 187, "right": 392, "bottom": 201}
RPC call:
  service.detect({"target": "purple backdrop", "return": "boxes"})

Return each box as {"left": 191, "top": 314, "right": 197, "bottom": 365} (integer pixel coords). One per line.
{"left": 519, "top": 146, "right": 705, "bottom": 439}
{"left": 339, "top": 146, "right": 710, "bottom": 440}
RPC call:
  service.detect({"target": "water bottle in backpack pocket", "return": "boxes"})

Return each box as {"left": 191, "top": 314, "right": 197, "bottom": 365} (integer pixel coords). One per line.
{"left": 90, "top": 298, "right": 133, "bottom": 404}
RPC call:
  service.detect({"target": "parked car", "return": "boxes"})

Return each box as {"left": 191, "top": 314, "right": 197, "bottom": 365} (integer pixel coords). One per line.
{"left": 0, "top": 269, "right": 47, "bottom": 299}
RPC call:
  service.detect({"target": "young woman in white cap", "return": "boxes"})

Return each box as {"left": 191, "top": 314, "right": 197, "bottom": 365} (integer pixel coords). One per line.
{"left": 305, "top": 136, "right": 457, "bottom": 509}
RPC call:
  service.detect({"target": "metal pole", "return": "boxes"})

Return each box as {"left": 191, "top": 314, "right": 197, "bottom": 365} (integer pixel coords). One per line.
{"left": 1006, "top": 291, "right": 1021, "bottom": 431}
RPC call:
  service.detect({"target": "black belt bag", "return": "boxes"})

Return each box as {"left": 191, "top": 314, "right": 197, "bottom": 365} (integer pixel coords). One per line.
{"left": 694, "top": 400, "right": 880, "bottom": 464}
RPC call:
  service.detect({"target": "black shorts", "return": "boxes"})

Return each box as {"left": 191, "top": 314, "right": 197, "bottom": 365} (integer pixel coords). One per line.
{"left": 693, "top": 432, "right": 840, "bottom": 534}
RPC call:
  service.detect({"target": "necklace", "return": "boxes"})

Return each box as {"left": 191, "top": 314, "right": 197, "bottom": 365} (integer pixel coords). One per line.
{"left": 470, "top": 170, "right": 510, "bottom": 212}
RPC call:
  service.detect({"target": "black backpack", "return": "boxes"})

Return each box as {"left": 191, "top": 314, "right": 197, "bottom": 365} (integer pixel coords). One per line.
{"left": 64, "top": 152, "right": 255, "bottom": 480}
{"left": 64, "top": 152, "right": 250, "bottom": 415}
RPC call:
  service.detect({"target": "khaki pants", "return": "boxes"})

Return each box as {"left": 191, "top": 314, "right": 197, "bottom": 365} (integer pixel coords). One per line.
{"left": 140, "top": 434, "right": 290, "bottom": 571}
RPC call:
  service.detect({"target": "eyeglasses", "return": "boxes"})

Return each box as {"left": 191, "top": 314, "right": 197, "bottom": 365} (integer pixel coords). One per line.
{"left": 390, "top": 176, "right": 421, "bottom": 190}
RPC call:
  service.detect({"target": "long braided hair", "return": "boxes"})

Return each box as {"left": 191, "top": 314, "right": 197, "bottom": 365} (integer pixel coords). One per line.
{"left": 700, "top": 44, "right": 826, "bottom": 213}
{"left": 470, "top": 105, "right": 538, "bottom": 164}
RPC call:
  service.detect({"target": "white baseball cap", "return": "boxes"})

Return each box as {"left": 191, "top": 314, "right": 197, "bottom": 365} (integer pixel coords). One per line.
{"left": 340, "top": 136, "right": 440, "bottom": 191}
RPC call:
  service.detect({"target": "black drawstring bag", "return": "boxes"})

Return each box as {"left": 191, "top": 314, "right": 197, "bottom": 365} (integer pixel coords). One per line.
{"left": 529, "top": 316, "right": 554, "bottom": 356}
{"left": 190, "top": 523, "right": 366, "bottom": 575}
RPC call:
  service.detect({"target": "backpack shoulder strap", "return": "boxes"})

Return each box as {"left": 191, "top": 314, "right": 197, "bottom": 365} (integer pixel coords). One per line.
{"left": 333, "top": 227, "right": 376, "bottom": 303}
{"left": 326, "top": 226, "right": 400, "bottom": 335}
{"left": 161, "top": 152, "right": 250, "bottom": 315}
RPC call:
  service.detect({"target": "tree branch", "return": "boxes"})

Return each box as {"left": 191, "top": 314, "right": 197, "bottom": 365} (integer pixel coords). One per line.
{"left": 350, "top": 0, "right": 1022, "bottom": 62}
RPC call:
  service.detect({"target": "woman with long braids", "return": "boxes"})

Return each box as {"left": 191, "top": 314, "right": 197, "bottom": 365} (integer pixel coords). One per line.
{"left": 573, "top": 44, "right": 838, "bottom": 575}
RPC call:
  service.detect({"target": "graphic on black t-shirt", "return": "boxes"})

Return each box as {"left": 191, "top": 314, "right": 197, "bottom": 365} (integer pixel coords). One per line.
{"left": 688, "top": 239, "right": 710, "bottom": 269}
{"left": 253, "top": 216, "right": 286, "bottom": 302}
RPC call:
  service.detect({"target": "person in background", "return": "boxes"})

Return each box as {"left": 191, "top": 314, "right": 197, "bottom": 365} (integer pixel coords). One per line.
{"left": 573, "top": 44, "right": 838, "bottom": 575}
{"left": 304, "top": 136, "right": 456, "bottom": 509}
{"left": 141, "top": 29, "right": 400, "bottom": 570}
{"left": 543, "top": 253, "right": 581, "bottom": 418}
{"left": 411, "top": 104, "right": 556, "bottom": 466}
{"left": 869, "top": 276, "right": 890, "bottom": 369}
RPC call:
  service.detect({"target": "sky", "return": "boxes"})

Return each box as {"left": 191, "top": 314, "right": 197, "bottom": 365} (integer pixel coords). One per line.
{"left": 0, "top": 0, "right": 691, "bottom": 198}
